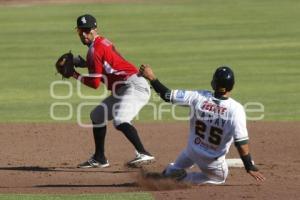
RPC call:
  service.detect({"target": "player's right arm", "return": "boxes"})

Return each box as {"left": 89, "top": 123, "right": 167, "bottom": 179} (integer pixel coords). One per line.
{"left": 72, "top": 42, "right": 104, "bottom": 89}
{"left": 73, "top": 55, "right": 87, "bottom": 68}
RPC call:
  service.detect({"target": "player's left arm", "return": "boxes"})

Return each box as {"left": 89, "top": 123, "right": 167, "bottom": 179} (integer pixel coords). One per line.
{"left": 140, "top": 64, "right": 199, "bottom": 106}
{"left": 235, "top": 141, "right": 266, "bottom": 181}
{"left": 233, "top": 105, "right": 266, "bottom": 181}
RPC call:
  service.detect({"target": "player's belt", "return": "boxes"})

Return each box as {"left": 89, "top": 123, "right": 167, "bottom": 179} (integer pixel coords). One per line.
{"left": 126, "top": 74, "right": 150, "bottom": 94}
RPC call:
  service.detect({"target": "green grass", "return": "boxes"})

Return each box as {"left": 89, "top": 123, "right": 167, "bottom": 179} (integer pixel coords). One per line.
{"left": 0, "top": 193, "right": 153, "bottom": 200}
{"left": 0, "top": 0, "right": 300, "bottom": 122}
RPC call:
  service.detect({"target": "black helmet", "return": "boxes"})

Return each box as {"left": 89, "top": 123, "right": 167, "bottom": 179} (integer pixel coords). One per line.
{"left": 211, "top": 65, "right": 235, "bottom": 93}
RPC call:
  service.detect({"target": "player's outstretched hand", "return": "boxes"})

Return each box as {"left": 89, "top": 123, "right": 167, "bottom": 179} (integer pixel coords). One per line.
{"left": 139, "top": 64, "right": 156, "bottom": 81}
{"left": 248, "top": 170, "right": 266, "bottom": 181}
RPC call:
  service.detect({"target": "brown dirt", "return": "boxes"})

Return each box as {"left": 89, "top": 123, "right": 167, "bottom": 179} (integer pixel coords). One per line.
{"left": 0, "top": 121, "right": 299, "bottom": 200}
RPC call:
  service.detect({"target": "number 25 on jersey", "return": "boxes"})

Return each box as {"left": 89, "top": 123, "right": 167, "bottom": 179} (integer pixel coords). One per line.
{"left": 195, "top": 120, "right": 223, "bottom": 146}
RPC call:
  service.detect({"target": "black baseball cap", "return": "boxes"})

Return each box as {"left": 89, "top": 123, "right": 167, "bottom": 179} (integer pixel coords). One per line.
{"left": 76, "top": 14, "right": 97, "bottom": 29}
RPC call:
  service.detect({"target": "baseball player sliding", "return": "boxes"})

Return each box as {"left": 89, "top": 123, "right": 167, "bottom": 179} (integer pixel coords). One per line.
{"left": 139, "top": 64, "right": 265, "bottom": 184}
{"left": 70, "top": 14, "right": 154, "bottom": 168}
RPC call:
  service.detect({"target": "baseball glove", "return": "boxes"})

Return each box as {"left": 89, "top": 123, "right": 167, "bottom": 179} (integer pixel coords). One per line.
{"left": 55, "top": 51, "right": 75, "bottom": 79}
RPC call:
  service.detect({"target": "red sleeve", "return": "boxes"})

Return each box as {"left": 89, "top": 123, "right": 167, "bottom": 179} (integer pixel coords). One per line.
{"left": 73, "top": 43, "right": 104, "bottom": 89}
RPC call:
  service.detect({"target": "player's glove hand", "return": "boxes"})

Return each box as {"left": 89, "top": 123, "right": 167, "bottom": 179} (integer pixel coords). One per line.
{"left": 73, "top": 55, "right": 87, "bottom": 68}
{"left": 55, "top": 51, "right": 75, "bottom": 79}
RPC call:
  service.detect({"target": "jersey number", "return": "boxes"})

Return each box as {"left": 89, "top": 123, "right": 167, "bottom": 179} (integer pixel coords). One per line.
{"left": 195, "top": 120, "right": 223, "bottom": 146}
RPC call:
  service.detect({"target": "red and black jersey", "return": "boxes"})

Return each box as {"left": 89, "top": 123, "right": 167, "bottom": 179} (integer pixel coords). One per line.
{"left": 75, "top": 36, "right": 138, "bottom": 91}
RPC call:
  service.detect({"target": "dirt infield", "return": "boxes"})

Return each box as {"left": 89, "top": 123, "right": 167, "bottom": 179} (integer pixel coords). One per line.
{"left": 0, "top": 122, "right": 299, "bottom": 199}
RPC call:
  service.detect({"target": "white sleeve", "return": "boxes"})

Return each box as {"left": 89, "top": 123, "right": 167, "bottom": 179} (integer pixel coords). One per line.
{"left": 233, "top": 104, "right": 249, "bottom": 143}
{"left": 170, "top": 90, "right": 199, "bottom": 106}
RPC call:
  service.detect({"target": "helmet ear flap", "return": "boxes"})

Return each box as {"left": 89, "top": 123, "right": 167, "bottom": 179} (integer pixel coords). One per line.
{"left": 211, "top": 79, "right": 216, "bottom": 90}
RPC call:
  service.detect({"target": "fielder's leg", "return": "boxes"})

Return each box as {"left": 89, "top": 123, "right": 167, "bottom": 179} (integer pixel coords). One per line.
{"left": 92, "top": 123, "right": 108, "bottom": 163}
{"left": 112, "top": 75, "right": 154, "bottom": 167}
{"left": 115, "top": 122, "right": 149, "bottom": 155}
{"left": 78, "top": 95, "right": 116, "bottom": 168}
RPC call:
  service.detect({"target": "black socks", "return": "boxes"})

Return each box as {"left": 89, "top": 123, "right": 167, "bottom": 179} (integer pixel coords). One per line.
{"left": 92, "top": 122, "right": 151, "bottom": 162}
{"left": 93, "top": 124, "right": 107, "bottom": 162}
{"left": 116, "top": 122, "right": 149, "bottom": 155}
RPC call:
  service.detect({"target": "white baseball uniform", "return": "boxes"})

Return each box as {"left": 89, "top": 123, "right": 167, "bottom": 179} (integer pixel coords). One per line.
{"left": 164, "top": 90, "right": 249, "bottom": 184}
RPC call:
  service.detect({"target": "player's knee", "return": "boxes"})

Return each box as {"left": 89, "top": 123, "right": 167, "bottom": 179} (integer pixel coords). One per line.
{"left": 114, "top": 121, "right": 131, "bottom": 130}
{"left": 90, "top": 108, "right": 107, "bottom": 125}
{"left": 207, "top": 171, "right": 227, "bottom": 184}
{"left": 90, "top": 110, "right": 99, "bottom": 123}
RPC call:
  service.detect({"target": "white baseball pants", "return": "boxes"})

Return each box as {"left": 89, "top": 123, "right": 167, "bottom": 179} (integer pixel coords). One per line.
{"left": 164, "top": 148, "right": 228, "bottom": 184}
{"left": 90, "top": 74, "right": 150, "bottom": 127}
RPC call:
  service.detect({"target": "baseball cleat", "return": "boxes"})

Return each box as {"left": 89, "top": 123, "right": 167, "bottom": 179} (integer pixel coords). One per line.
{"left": 78, "top": 156, "right": 110, "bottom": 169}
{"left": 162, "top": 168, "right": 187, "bottom": 181}
{"left": 127, "top": 151, "right": 155, "bottom": 167}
